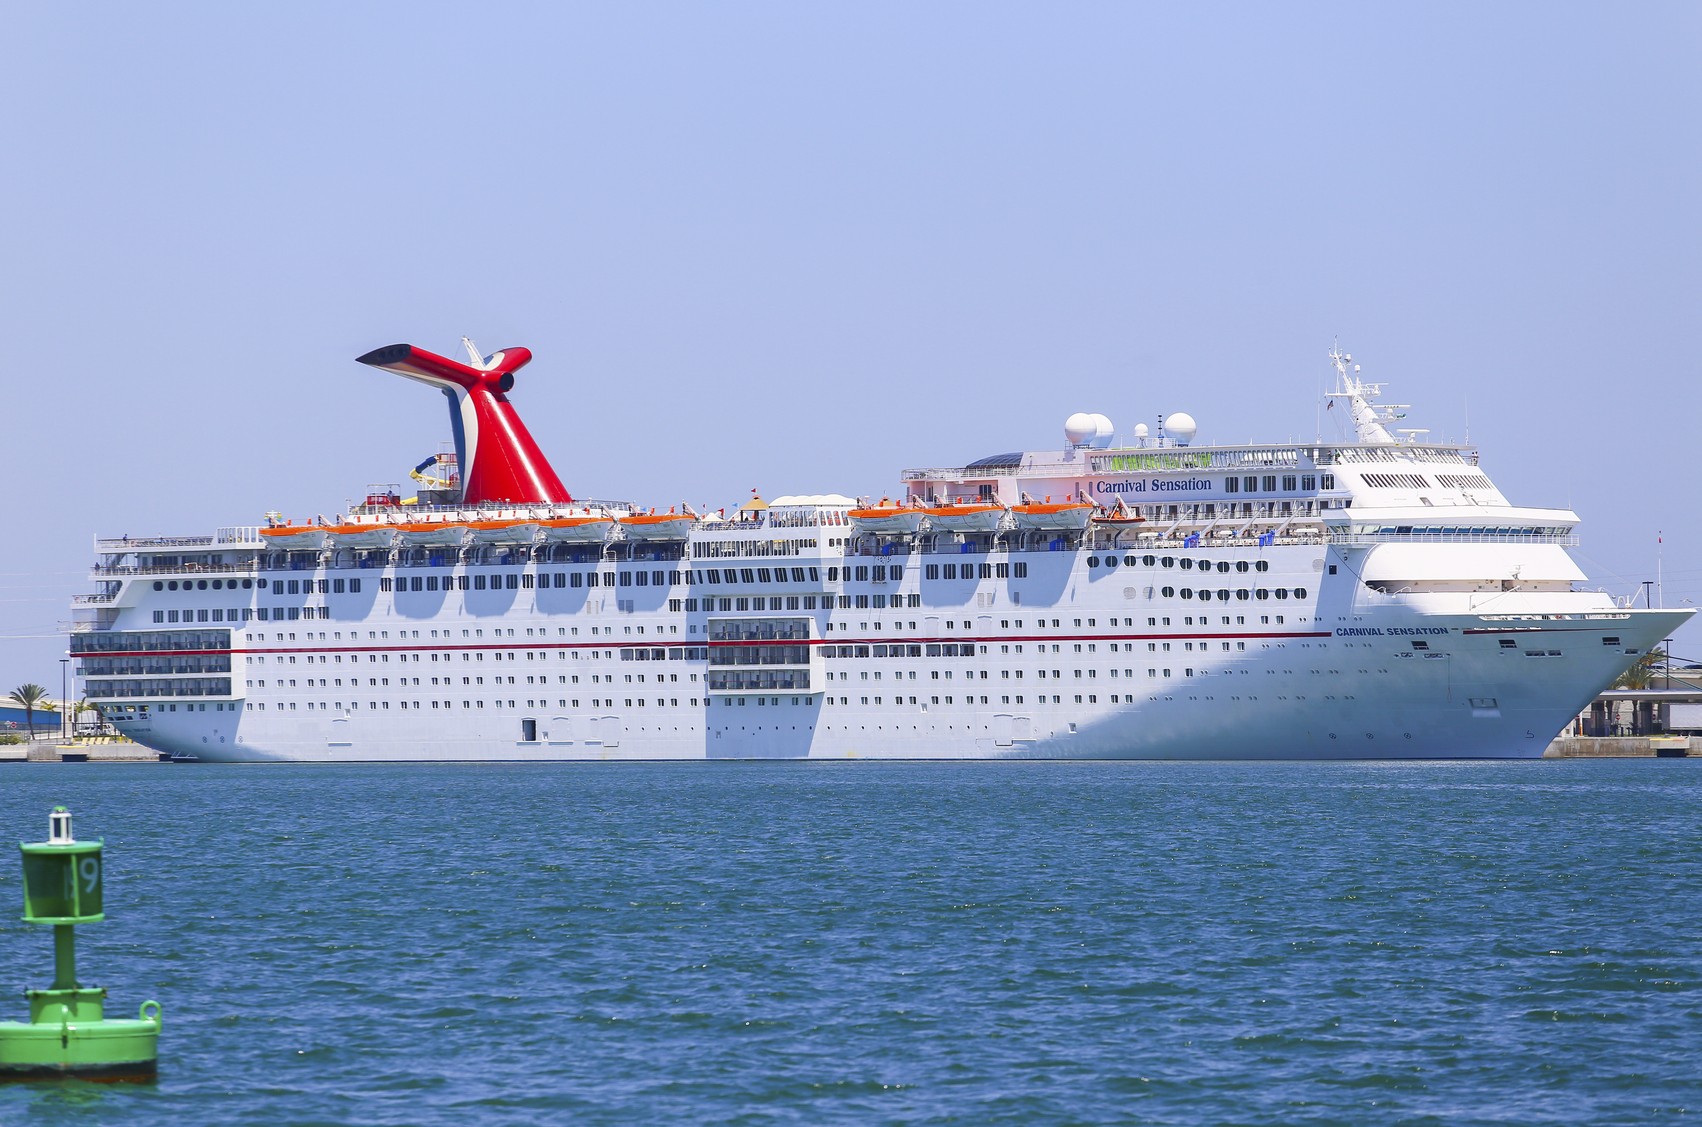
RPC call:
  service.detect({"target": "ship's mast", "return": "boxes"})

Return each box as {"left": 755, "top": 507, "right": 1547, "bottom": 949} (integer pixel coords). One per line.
{"left": 1325, "top": 346, "right": 1409, "bottom": 444}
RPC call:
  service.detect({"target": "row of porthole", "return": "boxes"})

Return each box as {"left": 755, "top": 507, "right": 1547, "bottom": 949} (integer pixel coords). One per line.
{"left": 1156, "top": 587, "right": 1309, "bottom": 601}
{"left": 1090, "top": 555, "right": 1272, "bottom": 573}
{"left": 153, "top": 579, "right": 255, "bottom": 592}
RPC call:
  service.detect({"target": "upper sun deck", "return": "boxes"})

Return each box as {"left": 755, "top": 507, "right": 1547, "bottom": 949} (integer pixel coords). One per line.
{"left": 903, "top": 441, "right": 1480, "bottom": 483}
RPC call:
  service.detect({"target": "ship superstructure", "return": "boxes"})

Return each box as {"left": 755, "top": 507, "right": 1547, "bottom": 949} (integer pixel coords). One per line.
{"left": 70, "top": 342, "right": 1690, "bottom": 761}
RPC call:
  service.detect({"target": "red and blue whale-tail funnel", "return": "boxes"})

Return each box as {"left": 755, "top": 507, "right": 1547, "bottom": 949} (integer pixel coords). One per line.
{"left": 356, "top": 340, "right": 573, "bottom": 506}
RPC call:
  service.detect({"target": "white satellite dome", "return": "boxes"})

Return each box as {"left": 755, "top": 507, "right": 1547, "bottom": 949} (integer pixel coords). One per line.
{"left": 1064, "top": 412, "right": 1096, "bottom": 446}
{"left": 1065, "top": 412, "right": 1115, "bottom": 447}
{"left": 1133, "top": 423, "right": 1149, "bottom": 439}
{"left": 1165, "top": 412, "right": 1197, "bottom": 446}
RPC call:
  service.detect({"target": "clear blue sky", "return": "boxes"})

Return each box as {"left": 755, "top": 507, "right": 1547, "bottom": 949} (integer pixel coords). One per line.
{"left": 3, "top": 2, "right": 1698, "bottom": 689}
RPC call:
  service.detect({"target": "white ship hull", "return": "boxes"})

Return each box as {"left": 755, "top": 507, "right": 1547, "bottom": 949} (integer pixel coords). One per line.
{"left": 93, "top": 544, "right": 1684, "bottom": 762}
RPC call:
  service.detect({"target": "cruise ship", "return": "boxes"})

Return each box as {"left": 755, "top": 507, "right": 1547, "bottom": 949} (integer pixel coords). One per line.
{"left": 70, "top": 340, "right": 1690, "bottom": 761}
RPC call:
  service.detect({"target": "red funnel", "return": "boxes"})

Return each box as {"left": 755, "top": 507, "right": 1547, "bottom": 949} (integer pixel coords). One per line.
{"left": 357, "top": 343, "right": 572, "bottom": 506}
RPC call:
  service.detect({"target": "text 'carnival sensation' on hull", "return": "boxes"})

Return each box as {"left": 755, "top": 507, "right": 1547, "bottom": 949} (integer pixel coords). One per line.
{"left": 72, "top": 340, "right": 1689, "bottom": 761}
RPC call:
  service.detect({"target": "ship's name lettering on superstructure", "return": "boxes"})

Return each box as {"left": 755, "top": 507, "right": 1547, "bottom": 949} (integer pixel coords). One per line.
{"left": 1335, "top": 627, "right": 1453, "bottom": 637}
{"left": 1094, "top": 477, "right": 1215, "bottom": 495}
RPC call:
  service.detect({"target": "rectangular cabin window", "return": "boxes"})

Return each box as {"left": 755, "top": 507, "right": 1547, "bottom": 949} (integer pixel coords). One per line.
{"left": 603, "top": 573, "right": 615, "bottom": 587}
{"left": 855, "top": 566, "right": 869, "bottom": 582}
{"left": 1262, "top": 476, "right": 1277, "bottom": 491}
{"left": 826, "top": 567, "right": 838, "bottom": 582}
{"left": 926, "top": 564, "right": 939, "bottom": 580}
{"left": 1013, "top": 562, "right": 1028, "bottom": 578}
{"left": 333, "top": 578, "right": 346, "bottom": 593}
{"left": 1244, "top": 476, "right": 1257, "bottom": 492}
{"left": 757, "top": 568, "right": 772, "bottom": 583}
{"left": 1320, "top": 474, "right": 1335, "bottom": 489}
{"left": 380, "top": 578, "right": 393, "bottom": 593}
{"left": 426, "top": 576, "right": 438, "bottom": 591}
{"left": 740, "top": 569, "right": 756, "bottom": 584}
{"left": 410, "top": 576, "right": 422, "bottom": 592}
{"left": 571, "top": 572, "right": 583, "bottom": 587}
{"left": 1301, "top": 475, "right": 1316, "bottom": 490}
{"left": 1281, "top": 475, "right": 1297, "bottom": 491}
{"left": 1224, "top": 477, "right": 1239, "bottom": 493}
{"left": 634, "top": 571, "right": 648, "bottom": 586}
{"left": 473, "top": 575, "right": 486, "bottom": 590}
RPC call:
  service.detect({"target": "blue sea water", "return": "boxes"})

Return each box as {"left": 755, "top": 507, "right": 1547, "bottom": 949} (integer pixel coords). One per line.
{"left": 0, "top": 760, "right": 1698, "bottom": 1126}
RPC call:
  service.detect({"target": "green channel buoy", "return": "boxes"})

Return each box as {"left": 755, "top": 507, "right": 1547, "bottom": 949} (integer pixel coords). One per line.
{"left": 0, "top": 808, "right": 161, "bottom": 1082}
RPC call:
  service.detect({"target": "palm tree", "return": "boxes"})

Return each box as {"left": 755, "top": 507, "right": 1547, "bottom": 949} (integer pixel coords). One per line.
{"left": 6, "top": 684, "right": 50, "bottom": 735}
{"left": 1614, "top": 647, "right": 1668, "bottom": 690}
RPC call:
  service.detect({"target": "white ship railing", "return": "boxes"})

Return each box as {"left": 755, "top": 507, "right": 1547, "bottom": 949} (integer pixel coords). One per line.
{"left": 1329, "top": 532, "right": 1578, "bottom": 546}
{"left": 90, "top": 562, "right": 262, "bottom": 577}
{"left": 95, "top": 535, "right": 214, "bottom": 550}
{"left": 902, "top": 466, "right": 1019, "bottom": 481}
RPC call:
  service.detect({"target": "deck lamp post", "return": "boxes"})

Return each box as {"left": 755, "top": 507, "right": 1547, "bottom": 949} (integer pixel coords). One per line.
{"left": 0, "top": 808, "right": 161, "bottom": 1081}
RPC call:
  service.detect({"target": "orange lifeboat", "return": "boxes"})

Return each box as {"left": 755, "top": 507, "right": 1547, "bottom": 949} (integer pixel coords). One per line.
{"left": 540, "top": 516, "right": 616, "bottom": 543}
{"left": 257, "top": 525, "right": 329, "bottom": 550}
{"left": 396, "top": 521, "right": 468, "bottom": 547}
{"left": 1091, "top": 498, "right": 1145, "bottom": 529}
{"left": 620, "top": 513, "right": 694, "bottom": 540}
{"left": 1011, "top": 502, "right": 1093, "bottom": 531}
{"left": 324, "top": 523, "right": 398, "bottom": 548}
{"left": 920, "top": 503, "right": 1006, "bottom": 533}
{"left": 467, "top": 519, "right": 541, "bottom": 545}
{"left": 848, "top": 502, "right": 924, "bottom": 535}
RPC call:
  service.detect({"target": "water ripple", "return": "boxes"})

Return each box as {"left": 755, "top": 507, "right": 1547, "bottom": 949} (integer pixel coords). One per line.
{"left": 0, "top": 759, "right": 1698, "bottom": 1125}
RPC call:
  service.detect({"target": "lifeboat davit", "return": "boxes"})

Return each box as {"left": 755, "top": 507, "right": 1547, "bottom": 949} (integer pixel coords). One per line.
{"left": 849, "top": 506, "right": 925, "bottom": 535}
{"left": 1011, "top": 503, "right": 1093, "bottom": 530}
{"left": 620, "top": 513, "right": 694, "bottom": 540}
{"left": 921, "top": 504, "right": 1006, "bottom": 533}
{"left": 540, "top": 516, "right": 616, "bottom": 542}
{"left": 325, "top": 524, "right": 398, "bottom": 549}
{"left": 468, "top": 519, "right": 541, "bottom": 544}
{"left": 258, "top": 526, "right": 329, "bottom": 550}
{"left": 397, "top": 521, "right": 468, "bottom": 547}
